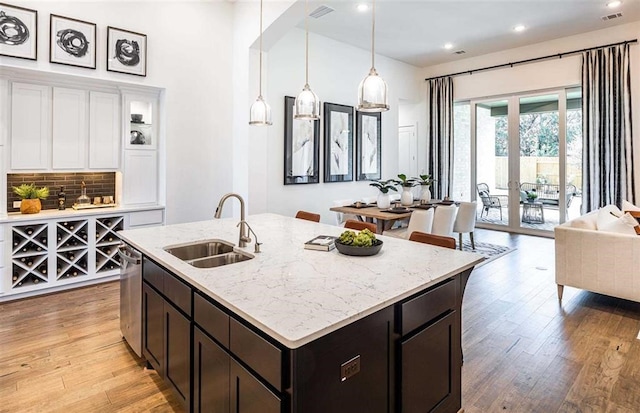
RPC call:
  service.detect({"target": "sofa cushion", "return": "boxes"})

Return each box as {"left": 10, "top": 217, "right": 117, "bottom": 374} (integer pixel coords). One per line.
{"left": 622, "top": 200, "right": 640, "bottom": 212}
{"left": 570, "top": 214, "right": 598, "bottom": 230}
{"left": 596, "top": 205, "right": 623, "bottom": 230}
{"left": 598, "top": 212, "right": 639, "bottom": 235}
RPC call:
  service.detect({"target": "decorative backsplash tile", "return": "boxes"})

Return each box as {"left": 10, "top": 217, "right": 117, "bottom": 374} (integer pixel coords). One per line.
{"left": 7, "top": 172, "right": 116, "bottom": 212}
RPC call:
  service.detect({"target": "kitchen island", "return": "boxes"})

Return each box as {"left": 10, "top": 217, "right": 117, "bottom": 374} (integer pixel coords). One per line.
{"left": 118, "top": 213, "right": 483, "bottom": 413}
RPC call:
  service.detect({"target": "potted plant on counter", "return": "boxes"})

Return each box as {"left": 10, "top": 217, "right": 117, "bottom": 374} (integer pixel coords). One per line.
{"left": 397, "top": 174, "right": 417, "bottom": 206}
{"left": 369, "top": 179, "right": 398, "bottom": 209}
{"left": 13, "top": 183, "right": 49, "bottom": 214}
{"left": 414, "top": 174, "right": 435, "bottom": 203}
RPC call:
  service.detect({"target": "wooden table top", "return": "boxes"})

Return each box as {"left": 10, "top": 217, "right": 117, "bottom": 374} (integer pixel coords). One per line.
{"left": 329, "top": 205, "right": 413, "bottom": 220}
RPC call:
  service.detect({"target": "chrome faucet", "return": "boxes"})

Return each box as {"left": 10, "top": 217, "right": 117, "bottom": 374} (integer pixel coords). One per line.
{"left": 214, "top": 193, "right": 251, "bottom": 248}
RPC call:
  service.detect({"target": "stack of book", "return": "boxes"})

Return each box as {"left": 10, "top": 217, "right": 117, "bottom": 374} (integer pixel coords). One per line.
{"left": 304, "top": 235, "right": 337, "bottom": 251}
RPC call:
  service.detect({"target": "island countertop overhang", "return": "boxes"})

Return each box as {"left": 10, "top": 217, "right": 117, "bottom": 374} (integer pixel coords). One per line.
{"left": 118, "top": 213, "right": 483, "bottom": 348}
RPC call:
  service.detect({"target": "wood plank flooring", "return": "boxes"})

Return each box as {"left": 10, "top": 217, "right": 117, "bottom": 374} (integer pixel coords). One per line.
{"left": 1, "top": 229, "right": 640, "bottom": 412}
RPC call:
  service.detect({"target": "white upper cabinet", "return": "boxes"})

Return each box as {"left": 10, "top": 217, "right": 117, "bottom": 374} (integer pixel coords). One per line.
{"left": 89, "top": 91, "right": 120, "bottom": 169}
{"left": 10, "top": 83, "right": 51, "bottom": 170}
{"left": 52, "top": 87, "right": 88, "bottom": 169}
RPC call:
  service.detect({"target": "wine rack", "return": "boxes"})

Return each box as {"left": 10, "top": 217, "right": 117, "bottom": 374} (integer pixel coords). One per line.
{"left": 95, "top": 216, "right": 124, "bottom": 273}
{"left": 56, "top": 220, "right": 89, "bottom": 280}
{"left": 11, "top": 224, "right": 49, "bottom": 288}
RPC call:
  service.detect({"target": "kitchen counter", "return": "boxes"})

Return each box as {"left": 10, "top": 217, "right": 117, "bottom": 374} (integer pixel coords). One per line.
{"left": 118, "top": 212, "right": 482, "bottom": 348}
{"left": 0, "top": 204, "right": 165, "bottom": 223}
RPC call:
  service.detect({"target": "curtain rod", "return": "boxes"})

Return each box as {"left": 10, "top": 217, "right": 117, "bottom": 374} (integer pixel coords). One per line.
{"left": 424, "top": 39, "right": 638, "bottom": 82}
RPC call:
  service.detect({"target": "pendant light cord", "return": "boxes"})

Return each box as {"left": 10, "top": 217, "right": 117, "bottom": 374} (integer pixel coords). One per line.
{"left": 259, "top": 0, "right": 263, "bottom": 97}
{"left": 371, "top": 0, "right": 376, "bottom": 69}
{"left": 305, "top": 0, "right": 309, "bottom": 85}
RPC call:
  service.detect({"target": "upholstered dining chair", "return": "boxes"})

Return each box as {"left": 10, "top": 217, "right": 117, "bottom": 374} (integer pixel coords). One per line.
{"left": 295, "top": 210, "right": 321, "bottom": 222}
{"left": 408, "top": 231, "right": 456, "bottom": 249}
{"left": 344, "top": 220, "right": 377, "bottom": 233}
{"left": 431, "top": 204, "right": 458, "bottom": 237}
{"left": 383, "top": 209, "right": 434, "bottom": 239}
{"left": 453, "top": 201, "right": 477, "bottom": 250}
{"left": 332, "top": 199, "right": 357, "bottom": 226}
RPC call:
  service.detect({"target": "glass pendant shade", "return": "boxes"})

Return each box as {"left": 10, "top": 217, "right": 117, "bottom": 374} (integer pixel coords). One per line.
{"left": 249, "top": 95, "right": 272, "bottom": 126}
{"left": 358, "top": 67, "right": 389, "bottom": 112}
{"left": 294, "top": 84, "right": 320, "bottom": 120}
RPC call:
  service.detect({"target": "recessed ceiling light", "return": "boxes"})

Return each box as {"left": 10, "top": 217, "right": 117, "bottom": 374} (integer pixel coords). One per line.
{"left": 444, "top": 43, "right": 453, "bottom": 50}
{"left": 356, "top": 3, "right": 369, "bottom": 12}
{"left": 607, "top": 1, "right": 622, "bottom": 8}
{"left": 514, "top": 24, "right": 526, "bottom": 32}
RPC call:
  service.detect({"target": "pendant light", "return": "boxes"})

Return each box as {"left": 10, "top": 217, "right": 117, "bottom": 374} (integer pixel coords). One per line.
{"left": 294, "top": 0, "right": 320, "bottom": 120}
{"left": 357, "top": 0, "right": 389, "bottom": 112}
{"left": 249, "top": 0, "right": 272, "bottom": 126}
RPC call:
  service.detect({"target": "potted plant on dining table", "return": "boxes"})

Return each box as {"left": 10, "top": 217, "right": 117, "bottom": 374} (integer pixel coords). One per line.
{"left": 369, "top": 179, "right": 398, "bottom": 209}
{"left": 397, "top": 174, "right": 418, "bottom": 206}
{"left": 414, "top": 174, "right": 435, "bottom": 203}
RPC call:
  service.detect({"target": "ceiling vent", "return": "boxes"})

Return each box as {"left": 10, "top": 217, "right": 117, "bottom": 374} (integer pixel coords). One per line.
{"left": 454, "top": 50, "right": 466, "bottom": 55}
{"left": 310, "top": 5, "right": 334, "bottom": 19}
{"left": 601, "top": 12, "right": 623, "bottom": 21}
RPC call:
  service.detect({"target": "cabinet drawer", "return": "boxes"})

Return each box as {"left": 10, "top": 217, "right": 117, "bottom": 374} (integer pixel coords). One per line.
{"left": 230, "top": 318, "right": 282, "bottom": 391}
{"left": 129, "top": 209, "right": 164, "bottom": 228}
{"left": 400, "top": 278, "right": 456, "bottom": 335}
{"left": 194, "top": 292, "right": 229, "bottom": 347}
{"left": 143, "top": 258, "right": 164, "bottom": 292}
{"left": 164, "top": 272, "right": 192, "bottom": 316}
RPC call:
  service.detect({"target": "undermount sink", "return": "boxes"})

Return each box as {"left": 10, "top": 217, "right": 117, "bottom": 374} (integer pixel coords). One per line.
{"left": 164, "top": 239, "right": 253, "bottom": 268}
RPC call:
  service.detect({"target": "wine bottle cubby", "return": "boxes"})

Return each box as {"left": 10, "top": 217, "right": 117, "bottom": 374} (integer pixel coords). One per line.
{"left": 95, "top": 216, "right": 124, "bottom": 273}
{"left": 11, "top": 224, "right": 49, "bottom": 288}
{"left": 55, "top": 219, "right": 89, "bottom": 281}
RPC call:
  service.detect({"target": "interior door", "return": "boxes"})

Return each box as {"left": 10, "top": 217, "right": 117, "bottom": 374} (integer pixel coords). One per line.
{"left": 398, "top": 125, "right": 417, "bottom": 177}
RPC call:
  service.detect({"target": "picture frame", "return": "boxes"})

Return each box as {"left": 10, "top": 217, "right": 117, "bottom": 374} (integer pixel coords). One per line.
{"left": 323, "top": 102, "right": 353, "bottom": 183}
{"left": 107, "top": 26, "right": 147, "bottom": 76}
{"left": 356, "top": 111, "right": 382, "bottom": 181}
{"left": 284, "top": 96, "right": 320, "bottom": 185}
{"left": 0, "top": 3, "right": 37, "bottom": 60}
{"left": 49, "top": 14, "right": 96, "bottom": 69}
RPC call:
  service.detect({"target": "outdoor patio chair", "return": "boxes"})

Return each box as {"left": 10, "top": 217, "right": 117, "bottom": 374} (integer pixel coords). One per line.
{"left": 476, "top": 183, "right": 503, "bottom": 220}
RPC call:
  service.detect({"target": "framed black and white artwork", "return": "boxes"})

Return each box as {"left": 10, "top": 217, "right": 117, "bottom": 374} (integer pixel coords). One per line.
{"left": 107, "top": 26, "right": 147, "bottom": 76}
{"left": 323, "top": 102, "right": 353, "bottom": 183}
{"left": 284, "top": 96, "right": 320, "bottom": 185}
{"left": 356, "top": 111, "right": 382, "bottom": 181}
{"left": 0, "top": 3, "right": 37, "bottom": 60}
{"left": 49, "top": 14, "right": 96, "bottom": 69}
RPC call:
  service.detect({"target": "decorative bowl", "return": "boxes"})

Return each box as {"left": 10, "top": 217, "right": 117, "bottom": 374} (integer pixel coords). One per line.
{"left": 335, "top": 239, "right": 383, "bottom": 256}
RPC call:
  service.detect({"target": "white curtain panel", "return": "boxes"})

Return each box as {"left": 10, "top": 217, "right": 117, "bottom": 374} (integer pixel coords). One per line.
{"left": 582, "top": 43, "right": 636, "bottom": 212}
{"left": 427, "top": 77, "right": 454, "bottom": 200}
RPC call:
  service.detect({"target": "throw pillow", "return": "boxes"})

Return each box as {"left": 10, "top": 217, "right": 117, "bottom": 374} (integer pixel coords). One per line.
{"left": 570, "top": 214, "right": 598, "bottom": 230}
{"left": 598, "top": 212, "right": 640, "bottom": 236}
{"left": 622, "top": 199, "right": 640, "bottom": 212}
{"left": 596, "top": 204, "right": 623, "bottom": 230}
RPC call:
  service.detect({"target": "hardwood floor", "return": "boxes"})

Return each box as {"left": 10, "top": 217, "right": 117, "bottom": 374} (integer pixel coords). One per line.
{"left": 1, "top": 229, "right": 639, "bottom": 412}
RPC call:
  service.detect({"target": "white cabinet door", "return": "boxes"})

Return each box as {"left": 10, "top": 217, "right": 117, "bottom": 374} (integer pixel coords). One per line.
{"left": 52, "top": 87, "right": 87, "bottom": 169}
{"left": 11, "top": 83, "right": 50, "bottom": 170}
{"left": 89, "top": 91, "right": 120, "bottom": 169}
{"left": 123, "top": 151, "right": 158, "bottom": 205}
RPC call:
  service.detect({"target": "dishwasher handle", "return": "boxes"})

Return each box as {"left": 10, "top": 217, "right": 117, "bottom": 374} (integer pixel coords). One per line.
{"left": 118, "top": 244, "right": 142, "bottom": 265}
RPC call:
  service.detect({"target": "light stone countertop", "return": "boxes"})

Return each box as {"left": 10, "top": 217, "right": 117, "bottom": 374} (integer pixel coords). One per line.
{"left": 0, "top": 205, "right": 165, "bottom": 223}
{"left": 118, "top": 213, "right": 483, "bottom": 348}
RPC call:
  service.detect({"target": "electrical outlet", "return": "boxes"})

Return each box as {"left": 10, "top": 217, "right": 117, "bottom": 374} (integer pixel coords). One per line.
{"left": 13, "top": 201, "right": 21, "bottom": 208}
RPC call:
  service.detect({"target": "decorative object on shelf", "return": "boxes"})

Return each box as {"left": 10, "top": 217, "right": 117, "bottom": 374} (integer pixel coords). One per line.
{"left": 323, "top": 102, "right": 354, "bottom": 183}
{"left": 249, "top": 0, "right": 272, "bottom": 126}
{"left": 75, "top": 181, "right": 91, "bottom": 206}
{"left": 397, "top": 174, "right": 417, "bottom": 206}
{"left": 357, "top": 0, "right": 389, "bottom": 112}
{"left": 356, "top": 111, "right": 382, "bottom": 181}
{"left": 369, "top": 179, "right": 397, "bottom": 209}
{"left": 284, "top": 95, "right": 320, "bottom": 185}
{"left": 107, "top": 26, "right": 147, "bottom": 76}
{"left": 58, "top": 186, "right": 66, "bottom": 210}
{"left": 49, "top": 14, "right": 96, "bottom": 69}
{"left": 335, "top": 229, "right": 383, "bottom": 256}
{"left": 131, "top": 113, "right": 143, "bottom": 123}
{"left": 0, "top": 2, "right": 37, "bottom": 60}
{"left": 13, "top": 183, "right": 49, "bottom": 214}
{"left": 293, "top": 0, "right": 320, "bottom": 120}
{"left": 414, "top": 174, "right": 435, "bottom": 203}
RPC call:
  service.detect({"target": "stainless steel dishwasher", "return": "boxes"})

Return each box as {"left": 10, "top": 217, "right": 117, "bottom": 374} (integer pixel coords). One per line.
{"left": 118, "top": 242, "right": 143, "bottom": 357}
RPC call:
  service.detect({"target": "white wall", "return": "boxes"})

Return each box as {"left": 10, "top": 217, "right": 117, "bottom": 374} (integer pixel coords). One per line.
{"left": 256, "top": 28, "right": 422, "bottom": 223}
{"left": 0, "top": 1, "right": 235, "bottom": 224}
{"left": 422, "top": 21, "right": 640, "bottom": 199}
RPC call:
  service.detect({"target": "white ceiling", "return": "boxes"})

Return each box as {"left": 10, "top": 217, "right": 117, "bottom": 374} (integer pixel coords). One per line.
{"left": 296, "top": 0, "right": 640, "bottom": 67}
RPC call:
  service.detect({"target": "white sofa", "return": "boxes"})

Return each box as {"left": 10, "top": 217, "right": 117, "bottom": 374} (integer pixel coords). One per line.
{"left": 555, "top": 209, "right": 640, "bottom": 303}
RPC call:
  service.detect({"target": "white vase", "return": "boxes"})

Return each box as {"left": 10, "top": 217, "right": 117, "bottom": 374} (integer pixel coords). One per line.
{"left": 401, "top": 187, "right": 414, "bottom": 206}
{"left": 377, "top": 193, "right": 391, "bottom": 209}
{"left": 420, "top": 186, "right": 432, "bottom": 203}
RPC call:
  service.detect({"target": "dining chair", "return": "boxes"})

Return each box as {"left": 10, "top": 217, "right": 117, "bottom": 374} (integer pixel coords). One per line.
{"left": 453, "top": 201, "right": 477, "bottom": 250}
{"left": 383, "top": 208, "right": 434, "bottom": 239}
{"left": 332, "top": 199, "right": 357, "bottom": 226}
{"left": 295, "top": 210, "right": 321, "bottom": 222}
{"left": 409, "top": 231, "right": 456, "bottom": 249}
{"left": 431, "top": 204, "right": 458, "bottom": 237}
{"left": 344, "top": 220, "right": 377, "bottom": 233}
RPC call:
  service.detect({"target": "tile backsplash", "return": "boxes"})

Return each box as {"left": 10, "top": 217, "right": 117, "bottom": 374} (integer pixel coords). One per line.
{"left": 7, "top": 172, "right": 116, "bottom": 212}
